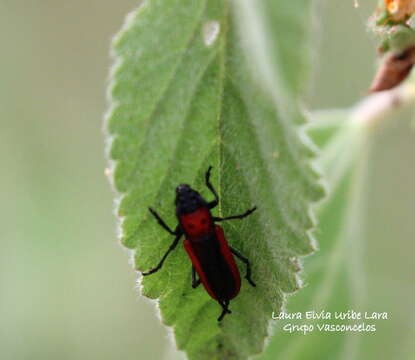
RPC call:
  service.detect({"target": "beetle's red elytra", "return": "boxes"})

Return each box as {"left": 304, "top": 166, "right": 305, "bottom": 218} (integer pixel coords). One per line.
{"left": 142, "top": 166, "right": 257, "bottom": 321}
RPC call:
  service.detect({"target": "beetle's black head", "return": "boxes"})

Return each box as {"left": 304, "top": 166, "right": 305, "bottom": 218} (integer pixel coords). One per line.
{"left": 175, "top": 184, "right": 207, "bottom": 215}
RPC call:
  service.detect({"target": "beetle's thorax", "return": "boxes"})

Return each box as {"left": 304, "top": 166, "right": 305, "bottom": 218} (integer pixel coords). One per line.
{"left": 178, "top": 207, "right": 213, "bottom": 237}
{"left": 175, "top": 184, "right": 213, "bottom": 237}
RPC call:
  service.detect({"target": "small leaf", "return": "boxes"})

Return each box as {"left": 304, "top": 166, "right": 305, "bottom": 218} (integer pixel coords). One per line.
{"left": 106, "top": 0, "right": 324, "bottom": 359}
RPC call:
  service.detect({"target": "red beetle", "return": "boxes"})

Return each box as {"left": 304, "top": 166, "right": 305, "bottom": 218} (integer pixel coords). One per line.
{"left": 142, "top": 166, "right": 257, "bottom": 321}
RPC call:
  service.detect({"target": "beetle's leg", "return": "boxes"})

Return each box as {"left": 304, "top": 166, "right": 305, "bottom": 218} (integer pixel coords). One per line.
{"left": 217, "top": 300, "right": 232, "bottom": 321}
{"left": 230, "top": 247, "right": 256, "bottom": 287}
{"left": 205, "top": 166, "right": 219, "bottom": 209}
{"left": 191, "top": 266, "right": 201, "bottom": 288}
{"left": 142, "top": 232, "right": 182, "bottom": 276}
{"left": 213, "top": 206, "right": 257, "bottom": 222}
{"left": 148, "top": 207, "right": 178, "bottom": 235}
{"left": 218, "top": 309, "right": 226, "bottom": 322}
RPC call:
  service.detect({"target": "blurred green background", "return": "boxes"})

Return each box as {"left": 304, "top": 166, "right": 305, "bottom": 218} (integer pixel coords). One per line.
{"left": 1, "top": 0, "right": 414, "bottom": 359}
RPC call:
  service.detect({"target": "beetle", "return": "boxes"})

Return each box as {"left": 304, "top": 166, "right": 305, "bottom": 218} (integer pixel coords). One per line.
{"left": 142, "top": 166, "right": 257, "bottom": 321}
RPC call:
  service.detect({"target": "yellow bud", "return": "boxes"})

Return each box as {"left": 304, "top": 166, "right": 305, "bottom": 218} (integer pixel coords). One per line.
{"left": 385, "top": 0, "right": 415, "bottom": 20}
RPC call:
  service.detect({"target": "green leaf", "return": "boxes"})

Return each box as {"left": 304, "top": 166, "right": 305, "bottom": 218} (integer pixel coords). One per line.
{"left": 106, "top": 0, "right": 324, "bottom": 359}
